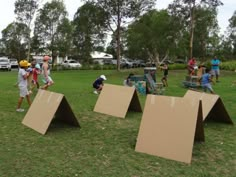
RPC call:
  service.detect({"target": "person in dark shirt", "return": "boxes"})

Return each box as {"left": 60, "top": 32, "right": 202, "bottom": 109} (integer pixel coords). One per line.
{"left": 124, "top": 73, "right": 134, "bottom": 87}
{"left": 93, "top": 75, "right": 107, "bottom": 94}
{"left": 159, "top": 63, "right": 168, "bottom": 87}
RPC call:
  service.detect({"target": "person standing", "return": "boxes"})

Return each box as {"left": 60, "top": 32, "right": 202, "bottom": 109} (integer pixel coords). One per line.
{"left": 211, "top": 56, "right": 220, "bottom": 82}
{"left": 159, "top": 62, "right": 169, "bottom": 87}
{"left": 187, "top": 57, "right": 197, "bottom": 75}
{"left": 92, "top": 75, "right": 107, "bottom": 94}
{"left": 41, "top": 55, "right": 54, "bottom": 90}
{"left": 16, "top": 60, "right": 32, "bottom": 112}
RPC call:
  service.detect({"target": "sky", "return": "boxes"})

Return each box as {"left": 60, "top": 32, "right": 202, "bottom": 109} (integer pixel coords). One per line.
{"left": 0, "top": 0, "right": 235, "bottom": 37}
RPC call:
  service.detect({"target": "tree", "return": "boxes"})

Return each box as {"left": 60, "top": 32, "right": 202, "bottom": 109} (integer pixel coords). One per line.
{"left": 86, "top": 0, "right": 155, "bottom": 70}
{"left": 126, "top": 10, "right": 180, "bottom": 65}
{"left": 228, "top": 11, "right": 236, "bottom": 57}
{"left": 168, "top": 0, "right": 223, "bottom": 59}
{"left": 14, "top": 0, "right": 39, "bottom": 60}
{"left": 1, "top": 22, "right": 29, "bottom": 60}
{"left": 192, "top": 6, "right": 220, "bottom": 60}
{"left": 55, "top": 18, "right": 73, "bottom": 58}
{"left": 33, "top": 0, "right": 67, "bottom": 65}
{"left": 73, "top": 2, "right": 108, "bottom": 63}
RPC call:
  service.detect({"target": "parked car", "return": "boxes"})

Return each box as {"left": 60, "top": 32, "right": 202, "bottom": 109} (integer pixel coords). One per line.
{"left": 121, "top": 58, "right": 133, "bottom": 68}
{"left": 0, "top": 57, "right": 11, "bottom": 71}
{"left": 133, "top": 59, "right": 146, "bottom": 67}
{"left": 9, "top": 58, "right": 18, "bottom": 68}
{"left": 62, "top": 59, "right": 82, "bottom": 69}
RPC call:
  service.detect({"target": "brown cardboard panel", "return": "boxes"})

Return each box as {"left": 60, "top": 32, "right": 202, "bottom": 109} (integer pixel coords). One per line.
{"left": 184, "top": 90, "right": 233, "bottom": 124}
{"left": 135, "top": 95, "right": 204, "bottom": 164}
{"left": 22, "top": 90, "right": 80, "bottom": 135}
{"left": 93, "top": 84, "right": 142, "bottom": 118}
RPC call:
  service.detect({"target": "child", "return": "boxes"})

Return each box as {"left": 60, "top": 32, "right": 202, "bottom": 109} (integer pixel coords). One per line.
{"left": 92, "top": 75, "right": 107, "bottom": 94}
{"left": 124, "top": 73, "right": 134, "bottom": 87}
{"left": 16, "top": 60, "right": 32, "bottom": 112}
{"left": 200, "top": 68, "right": 215, "bottom": 94}
{"left": 41, "top": 55, "right": 54, "bottom": 90}
{"left": 159, "top": 63, "right": 168, "bottom": 87}
{"left": 30, "top": 63, "right": 41, "bottom": 92}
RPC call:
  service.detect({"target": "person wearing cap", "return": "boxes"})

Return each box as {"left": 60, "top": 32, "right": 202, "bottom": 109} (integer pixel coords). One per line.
{"left": 16, "top": 60, "right": 32, "bottom": 112}
{"left": 92, "top": 75, "right": 107, "bottom": 94}
{"left": 41, "top": 55, "right": 54, "bottom": 90}
{"left": 30, "top": 63, "right": 41, "bottom": 92}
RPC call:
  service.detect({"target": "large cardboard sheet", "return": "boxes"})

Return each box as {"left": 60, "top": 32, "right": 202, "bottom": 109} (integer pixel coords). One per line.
{"left": 135, "top": 95, "right": 204, "bottom": 164}
{"left": 93, "top": 84, "right": 142, "bottom": 118}
{"left": 184, "top": 89, "right": 233, "bottom": 124}
{"left": 22, "top": 90, "right": 80, "bottom": 135}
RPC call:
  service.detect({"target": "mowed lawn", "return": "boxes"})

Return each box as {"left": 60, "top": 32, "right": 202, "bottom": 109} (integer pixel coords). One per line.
{"left": 0, "top": 68, "right": 236, "bottom": 177}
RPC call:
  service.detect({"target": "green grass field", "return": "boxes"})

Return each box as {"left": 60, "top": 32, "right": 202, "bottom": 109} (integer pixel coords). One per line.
{"left": 0, "top": 69, "right": 236, "bottom": 177}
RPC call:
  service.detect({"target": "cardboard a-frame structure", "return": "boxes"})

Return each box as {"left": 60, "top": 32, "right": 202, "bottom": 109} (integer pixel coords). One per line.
{"left": 93, "top": 84, "right": 142, "bottom": 118}
{"left": 135, "top": 95, "right": 204, "bottom": 164}
{"left": 184, "top": 90, "right": 233, "bottom": 124}
{"left": 22, "top": 90, "right": 80, "bottom": 135}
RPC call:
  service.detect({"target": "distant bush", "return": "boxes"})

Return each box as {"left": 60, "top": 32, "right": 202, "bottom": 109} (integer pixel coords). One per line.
{"left": 168, "top": 64, "right": 186, "bottom": 70}
{"left": 220, "top": 61, "right": 236, "bottom": 71}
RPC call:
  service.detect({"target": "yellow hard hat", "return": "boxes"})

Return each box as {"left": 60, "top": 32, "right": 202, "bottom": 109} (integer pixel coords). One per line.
{"left": 19, "top": 60, "right": 29, "bottom": 67}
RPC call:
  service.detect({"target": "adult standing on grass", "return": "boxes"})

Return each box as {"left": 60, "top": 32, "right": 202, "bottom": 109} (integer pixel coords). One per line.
{"left": 211, "top": 56, "right": 220, "bottom": 82}
{"left": 16, "top": 60, "right": 32, "bottom": 112}
{"left": 92, "top": 75, "right": 107, "bottom": 94}
{"left": 41, "top": 55, "right": 54, "bottom": 90}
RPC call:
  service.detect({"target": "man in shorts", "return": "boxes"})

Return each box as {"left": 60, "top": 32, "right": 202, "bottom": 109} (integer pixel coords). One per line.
{"left": 211, "top": 56, "right": 220, "bottom": 82}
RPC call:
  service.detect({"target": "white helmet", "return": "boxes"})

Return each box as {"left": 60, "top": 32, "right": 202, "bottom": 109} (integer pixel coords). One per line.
{"left": 100, "top": 75, "right": 107, "bottom": 80}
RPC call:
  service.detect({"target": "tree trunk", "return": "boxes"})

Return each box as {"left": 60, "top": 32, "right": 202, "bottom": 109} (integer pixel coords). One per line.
{"left": 189, "top": 1, "right": 195, "bottom": 59}
{"left": 116, "top": 2, "right": 121, "bottom": 71}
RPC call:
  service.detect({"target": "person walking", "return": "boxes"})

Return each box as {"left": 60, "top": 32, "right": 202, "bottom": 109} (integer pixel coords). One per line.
{"left": 41, "top": 55, "right": 54, "bottom": 90}
{"left": 16, "top": 60, "right": 32, "bottom": 112}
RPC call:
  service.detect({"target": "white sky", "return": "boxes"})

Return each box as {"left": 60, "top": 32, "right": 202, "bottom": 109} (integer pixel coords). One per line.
{"left": 0, "top": 0, "right": 235, "bottom": 37}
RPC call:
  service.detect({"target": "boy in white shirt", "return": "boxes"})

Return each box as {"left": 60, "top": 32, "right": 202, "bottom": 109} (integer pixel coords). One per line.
{"left": 16, "top": 60, "right": 32, "bottom": 112}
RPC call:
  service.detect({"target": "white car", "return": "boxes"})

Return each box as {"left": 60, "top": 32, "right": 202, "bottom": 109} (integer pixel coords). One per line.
{"left": 62, "top": 59, "right": 82, "bottom": 69}
{"left": 0, "top": 57, "right": 11, "bottom": 71}
{"left": 9, "top": 58, "right": 18, "bottom": 68}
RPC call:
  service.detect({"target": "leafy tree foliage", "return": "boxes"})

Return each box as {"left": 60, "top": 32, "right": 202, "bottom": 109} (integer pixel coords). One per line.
{"left": 228, "top": 11, "right": 236, "bottom": 57}
{"left": 33, "top": 0, "right": 67, "bottom": 64}
{"left": 168, "top": 0, "right": 223, "bottom": 59}
{"left": 14, "top": 0, "right": 39, "bottom": 60}
{"left": 126, "top": 10, "right": 180, "bottom": 64}
{"left": 1, "top": 22, "right": 29, "bottom": 60}
{"left": 86, "top": 0, "right": 155, "bottom": 70}
{"left": 73, "top": 2, "right": 108, "bottom": 63}
{"left": 192, "top": 7, "right": 220, "bottom": 60}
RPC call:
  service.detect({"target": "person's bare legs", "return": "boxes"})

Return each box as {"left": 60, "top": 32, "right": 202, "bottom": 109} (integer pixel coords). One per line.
{"left": 26, "top": 95, "right": 31, "bottom": 106}
{"left": 17, "top": 97, "right": 24, "bottom": 109}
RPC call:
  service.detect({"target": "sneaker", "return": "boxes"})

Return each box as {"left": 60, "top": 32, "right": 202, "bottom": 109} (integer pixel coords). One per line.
{"left": 16, "top": 108, "right": 24, "bottom": 112}
{"left": 93, "top": 90, "right": 98, "bottom": 94}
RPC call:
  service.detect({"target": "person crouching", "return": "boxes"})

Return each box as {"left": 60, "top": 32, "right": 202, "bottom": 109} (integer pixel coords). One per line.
{"left": 92, "top": 75, "right": 107, "bottom": 94}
